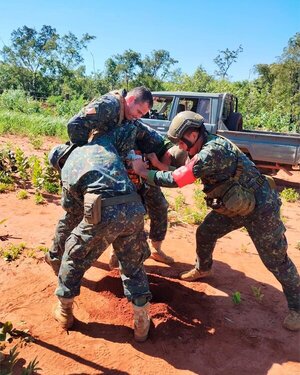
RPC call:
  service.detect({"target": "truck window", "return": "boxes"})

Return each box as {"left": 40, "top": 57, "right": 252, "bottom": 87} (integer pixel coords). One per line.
{"left": 196, "top": 99, "right": 210, "bottom": 122}
{"left": 177, "top": 97, "right": 211, "bottom": 122}
{"left": 144, "top": 96, "right": 174, "bottom": 120}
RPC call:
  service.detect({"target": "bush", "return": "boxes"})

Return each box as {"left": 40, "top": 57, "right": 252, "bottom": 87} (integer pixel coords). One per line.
{"left": 280, "top": 188, "right": 300, "bottom": 203}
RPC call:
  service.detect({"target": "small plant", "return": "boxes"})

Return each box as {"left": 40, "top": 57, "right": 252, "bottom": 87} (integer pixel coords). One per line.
{"left": 251, "top": 286, "right": 264, "bottom": 302}
{"left": 16, "top": 189, "right": 29, "bottom": 200}
{"left": 25, "top": 249, "right": 37, "bottom": 258}
{"left": 5, "top": 345, "right": 19, "bottom": 373}
{"left": 0, "top": 345, "right": 41, "bottom": 375}
{"left": 182, "top": 207, "right": 206, "bottom": 225}
{"left": 296, "top": 241, "right": 300, "bottom": 251}
{"left": 174, "top": 192, "right": 186, "bottom": 212}
{"left": 30, "top": 156, "right": 43, "bottom": 190}
{"left": 29, "top": 135, "right": 43, "bottom": 150}
{"left": 22, "top": 356, "right": 42, "bottom": 375}
{"left": 0, "top": 242, "right": 26, "bottom": 261}
{"left": 232, "top": 291, "right": 242, "bottom": 304}
{"left": 34, "top": 191, "right": 45, "bottom": 205}
{"left": 36, "top": 245, "right": 49, "bottom": 253}
{"left": 0, "top": 182, "right": 14, "bottom": 193}
{"left": 193, "top": 188, "right": 207, "bottom": 212}
{"left": 14, "top": 147, "right": 30, "bottom": 182}
{"left": 280, "top": 188, "right": 299, "bottom": 203}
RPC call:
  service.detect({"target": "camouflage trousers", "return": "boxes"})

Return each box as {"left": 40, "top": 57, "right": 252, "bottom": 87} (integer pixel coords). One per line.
{"left": 140, "top": 184, "right": 168, "bottom": 242}
{"left": 55, "top": 201, "right": 152, "bottom": 302}
{"left": 195, "top": 194, "right": 300, "bottom": 312}
{"left": 49, "top": 189, "right": 83, "bottom": 261}
{"left": 50, "top": 184, "right": 168, "bottom": 260}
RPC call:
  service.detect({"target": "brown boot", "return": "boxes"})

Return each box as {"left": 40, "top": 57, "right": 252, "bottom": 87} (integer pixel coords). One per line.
{"left": 150, "top": 241, "right": 174, "bottom": 264}
{"left": 54, "top": 297, "right": 74, "bottom": 330}
{"left": 133, "top": 302, "right": 150, "bottom": 342}
{"left": 179, "top": 268, "right": 212, "bottom": 281}
{"left": 108, "top": 250, "right": 119, "bottom": 270}
{"left": 45, "top": 252, "right": 61, "bottom": 276}
{"left": 283, "top": 310, "right": 300, "bottom": 331}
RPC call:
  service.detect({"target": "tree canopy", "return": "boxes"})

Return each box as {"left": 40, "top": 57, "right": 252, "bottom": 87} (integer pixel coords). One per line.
{"left": 0, "top": 25, "right": 299, "bottom": 132}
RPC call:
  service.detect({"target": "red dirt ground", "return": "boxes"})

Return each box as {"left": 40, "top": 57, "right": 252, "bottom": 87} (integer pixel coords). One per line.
{"left": 0, "top": 135, "right": 299, "bottom": 375}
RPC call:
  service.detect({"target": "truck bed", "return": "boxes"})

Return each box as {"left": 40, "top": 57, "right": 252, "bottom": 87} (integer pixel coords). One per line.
{"left": 217, "top": 129, "right": 300, "bottom": 167}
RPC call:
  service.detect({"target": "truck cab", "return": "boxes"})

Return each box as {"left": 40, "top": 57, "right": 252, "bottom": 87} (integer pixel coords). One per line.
{"left": 142, "top": 91, "right": 300, "bottom": 171}
{"left": 142, "top": 91, "right": 242, "bottom": 136}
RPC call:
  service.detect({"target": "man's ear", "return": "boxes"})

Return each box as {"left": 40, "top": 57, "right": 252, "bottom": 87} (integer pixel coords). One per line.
{"left": 126, "top": 95, "right": 136, "bottom": 104}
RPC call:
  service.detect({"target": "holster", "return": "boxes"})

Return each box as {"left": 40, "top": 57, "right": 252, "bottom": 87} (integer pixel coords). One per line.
{"left": 84, "top": 193, "right": 102, "bottom": 224}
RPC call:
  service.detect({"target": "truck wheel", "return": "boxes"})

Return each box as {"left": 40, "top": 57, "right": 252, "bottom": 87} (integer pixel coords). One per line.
{"left": 226, "top": 112, "right": 243, "bottom": 131}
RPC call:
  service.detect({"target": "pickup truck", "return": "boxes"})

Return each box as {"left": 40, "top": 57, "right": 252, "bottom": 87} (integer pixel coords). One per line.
{"left": 142, "top": 91, "right": 300, "bottom": 173}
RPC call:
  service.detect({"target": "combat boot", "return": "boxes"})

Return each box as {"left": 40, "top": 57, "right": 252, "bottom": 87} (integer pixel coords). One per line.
{"left": 108, "top": 249, "right": 119, "bottom": 270}
{"left": 45, "top": 252, "right": 61, "bottom": 275}
{"left": 179, "top": 268, "right": 212, "bottom": 281}
{"left": 283, "top": 310, "right": 300, "bottom": 331}
{"left": 54, "top": 297, "right": 74, "bottom": 330}
{"left": 150, "top": 240, "right": 174, "bottom": 264}
{"left": 133, "top": 302, "right": 150, "bottom": 342}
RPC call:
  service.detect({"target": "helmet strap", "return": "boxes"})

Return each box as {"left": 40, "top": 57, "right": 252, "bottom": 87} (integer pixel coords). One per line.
{"left": 182, "top": 132, "right": 200, "bottom": 152}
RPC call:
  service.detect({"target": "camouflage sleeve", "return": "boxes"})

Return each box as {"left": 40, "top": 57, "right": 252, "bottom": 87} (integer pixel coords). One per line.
{"left": 134, "top": 121, "right": 173, "bottom": 158}
{"left": 146, "top": 138, "right": 239, "bottom": 188}
{"left": 147, "top": 170, "right": 179, "bottom": 188}
{"left": 192, "top": 141, "right": 236, "bottom": 181}
{"left": 67, "top": 94, "right": 121, "bottom": 146}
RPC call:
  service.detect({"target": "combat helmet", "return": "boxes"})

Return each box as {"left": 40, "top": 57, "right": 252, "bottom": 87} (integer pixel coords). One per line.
{"left": 167, "top": 111, "right": 204, "bottom": 144}
{"left": 48, "top": 143, "right": 75, "bottom": 173}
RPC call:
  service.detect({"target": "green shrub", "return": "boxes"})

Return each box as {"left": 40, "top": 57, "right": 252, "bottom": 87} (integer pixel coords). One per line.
{"left": 34, "top": 192, "right": 45, "bottom": 205}
{"left": 16, "top": 190, "right": 28, "bottom": 199}
{"left": 280, "top": 188, "right": 299, "bottom": 203}
{"left": 0, "top": 242, "right": 26, "bottom": 261}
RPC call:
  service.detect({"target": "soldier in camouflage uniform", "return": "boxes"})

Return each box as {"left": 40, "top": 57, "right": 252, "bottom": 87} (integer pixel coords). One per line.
{"left": 47, "top": 117, "right": 173, "bottom": 273}
{"left": 54, "top": 126, "right": 155, "bottom": 342}
{"left": 47, "top": 86, "right": 173, "bottom": 272}
{"left": 132, "top": 111, "right": 300, "bottom": 331}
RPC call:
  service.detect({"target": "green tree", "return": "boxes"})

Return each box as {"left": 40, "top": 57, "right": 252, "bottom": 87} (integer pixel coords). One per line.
{"left": 214, "top": 45, "right": 243, "bottom": 79}
{"left": 0, "top": 25, "right": 95, "bottom": 97}
{"left": 141, "top": 49, "right": 178, "bottom": 80}
{"left": 105, "top": 49, "right": 142, "bottom": 90}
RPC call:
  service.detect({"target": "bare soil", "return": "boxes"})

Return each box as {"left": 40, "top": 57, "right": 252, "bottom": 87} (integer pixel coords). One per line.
{"left": 0, "top": 135, "right": 299, "bottom": 375}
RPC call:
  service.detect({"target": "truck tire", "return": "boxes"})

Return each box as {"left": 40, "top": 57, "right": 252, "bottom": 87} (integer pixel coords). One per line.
{"left": 225, "top": 112, "right": 243, "bottom": 131}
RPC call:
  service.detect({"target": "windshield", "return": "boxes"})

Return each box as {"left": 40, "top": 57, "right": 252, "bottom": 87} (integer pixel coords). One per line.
{"left": 143, "top": 96, "right": 174, "bottom": 120}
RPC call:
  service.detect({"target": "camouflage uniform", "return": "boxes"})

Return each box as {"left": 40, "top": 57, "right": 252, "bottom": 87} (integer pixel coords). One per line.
{"left": 147, "top": 134, "right": 300, "bottom": 312}
{"left": 56, "top": 131, "right": 151, "bottom": 302}
{"left": 50, "top": 120, "right": 171, "bottom": 260}
{"left": 67, "top": 90, "right": 127, "bottom": 146}
{"left": 68, "top": 91, "right": 171, "bottom": 243}
{"left": 49, "top": 95, "right": 171, "bottom": 263}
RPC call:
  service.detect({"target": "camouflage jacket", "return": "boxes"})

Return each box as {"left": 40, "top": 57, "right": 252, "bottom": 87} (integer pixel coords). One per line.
{"left": 67, "top": 89, "right": 126, "bottom": 146}
{"left": 62, "top": 121, "right": 171, "bottom": 200}
{"left": 148, "top": 133, "right": 274, "bottom": 207}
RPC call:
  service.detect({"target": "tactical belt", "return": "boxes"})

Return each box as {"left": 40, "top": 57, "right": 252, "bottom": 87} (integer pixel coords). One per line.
{"left": 102, "top": 192, "right": 141, "bottom": 207}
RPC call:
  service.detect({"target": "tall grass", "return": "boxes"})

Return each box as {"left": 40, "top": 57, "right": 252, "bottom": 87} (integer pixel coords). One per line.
{"left": 0, "top": 109, "right": 67, "bottom": 139}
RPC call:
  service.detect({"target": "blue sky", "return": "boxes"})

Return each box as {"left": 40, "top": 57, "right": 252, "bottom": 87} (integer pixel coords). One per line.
{"left": 0, "top": 0, "right": 299, "bottom": 81}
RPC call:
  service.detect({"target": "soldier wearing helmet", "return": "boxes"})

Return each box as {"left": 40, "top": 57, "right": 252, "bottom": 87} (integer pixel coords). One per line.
{"left": 48, "top": 143, "right": 77, "bottom": 175}
{"left": 132, "top": 110, "right": 300, "bottom": 332}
